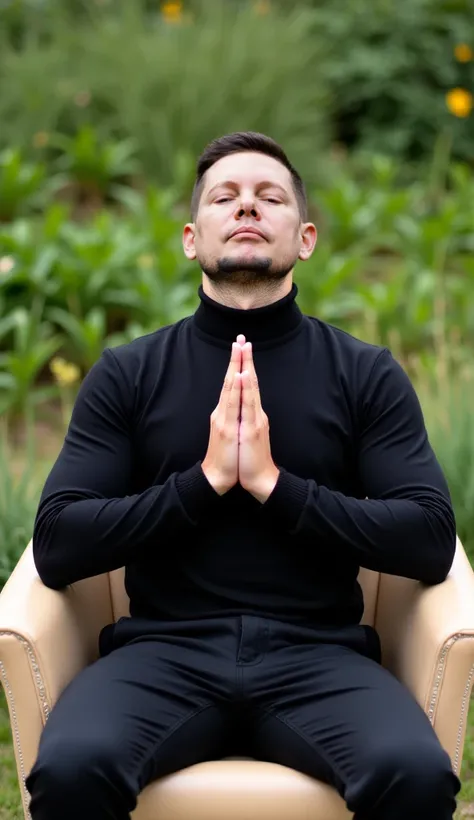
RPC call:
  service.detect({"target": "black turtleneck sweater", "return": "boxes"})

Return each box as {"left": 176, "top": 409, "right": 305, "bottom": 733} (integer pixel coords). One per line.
{"left": 33, "top": 284, "right": 456, "bottom": 631}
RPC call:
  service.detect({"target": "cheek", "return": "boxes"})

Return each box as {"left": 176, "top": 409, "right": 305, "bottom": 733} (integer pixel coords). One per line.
{"left": 196, "top": 214, "right": 224, "bottom": 242}
{"left": 194, "top": 226, "right": 223, "bottom": 258}
{"left": 267, "top": 208, "right": 298, "bottom": 232}
{"left": 272, "top": 219, "right": 300, "bottom": 245}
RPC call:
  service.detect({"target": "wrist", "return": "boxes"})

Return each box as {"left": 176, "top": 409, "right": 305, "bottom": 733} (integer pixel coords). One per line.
{"left": 247, "top": 466, "right": 280, "bottom": 504}
{"left": 201, "top": 463, "right": 231, "bottom": 496}
{"left": 176, "top": 462, "right": 225, "bottom": 523}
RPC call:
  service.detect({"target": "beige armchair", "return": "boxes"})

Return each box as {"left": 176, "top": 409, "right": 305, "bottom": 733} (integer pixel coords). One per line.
{"left": 1, "top": 538, "right": 474, "bottom": 820}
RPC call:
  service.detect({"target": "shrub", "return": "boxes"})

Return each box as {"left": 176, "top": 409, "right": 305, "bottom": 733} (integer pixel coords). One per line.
{"left": 2, "top": 0, "right": 473, "bottom": 171}
{"left": 0, "top": 0, "right": 329, "bottom": 189}
{"left": 285, "top": 0, "right": 474, "bottom": 161}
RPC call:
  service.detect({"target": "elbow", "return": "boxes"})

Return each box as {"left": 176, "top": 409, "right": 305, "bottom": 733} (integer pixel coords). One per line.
{"left": 38, "top": 570, "right": 68, "bottom": 592}
{"left": 422, "top": 553, "right": 454, "bottom": 586}
{"left": 418, "top": 505, "right": 457, "bottom": 585}
{"left": 432, "top": 535, "right": 457, "bottom": 584}
{"left": 32, "top": 515, "right": 70, "bottom": 590}
{"left": 33, "top": 539, "right": 69, "bottom": 590}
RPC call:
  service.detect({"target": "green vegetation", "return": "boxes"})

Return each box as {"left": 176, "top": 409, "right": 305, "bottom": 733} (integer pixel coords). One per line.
{"left": 1, "top": 0, "right": 474, "bottom": 815}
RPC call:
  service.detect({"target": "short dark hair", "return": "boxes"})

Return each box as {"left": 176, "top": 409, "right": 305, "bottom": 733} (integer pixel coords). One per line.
{"left": 190, "top": 131, "right": 307, "bottom": 221}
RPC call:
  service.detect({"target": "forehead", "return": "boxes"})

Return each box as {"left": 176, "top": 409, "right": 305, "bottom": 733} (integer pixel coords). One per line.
{"left": 203, "top": 151, "right": 293, "bottom": 192}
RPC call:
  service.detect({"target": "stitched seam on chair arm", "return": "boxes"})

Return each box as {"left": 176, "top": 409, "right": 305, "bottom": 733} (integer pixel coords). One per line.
{"left": 0, "top": 630, "right": 51, "bottom": 723}
{"left": 0, "top": 630, "right": 53, "bottom": 819}
{"left": 427, "top": 633, "right": 474, "bottom": 775}
{"left": 0, "top": 650, "right": 39, "bottom": 820}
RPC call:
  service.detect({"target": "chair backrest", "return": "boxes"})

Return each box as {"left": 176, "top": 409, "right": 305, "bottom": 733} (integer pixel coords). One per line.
{"left": 108, "top": 566, "right": 381, "bottom": 626}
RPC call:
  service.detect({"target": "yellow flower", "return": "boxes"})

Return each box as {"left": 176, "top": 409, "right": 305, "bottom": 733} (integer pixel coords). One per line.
{"left": 32, "top": 131, "right": 49, "bottom": 149}
{"left": 446, "top": 87, "right": 473, "bottom": 118}
{"left": 137, "top": 253, "right": 155, "bottom": 270}
{"left": 162, "top": 1, "right": 182, "bottom": 23}
{"left": 254, "top": 0, "right": 271, "bottom": 14}
{"left": 50, "top": 357, "right": 81, "bottom": 388}
{"left": 454, "top": 43, "right": 473, "bottom": 63}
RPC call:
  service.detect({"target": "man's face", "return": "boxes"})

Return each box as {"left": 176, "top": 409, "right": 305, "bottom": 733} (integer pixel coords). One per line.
{"left": 183, "top": 152, "right": 317, "bottom": 286}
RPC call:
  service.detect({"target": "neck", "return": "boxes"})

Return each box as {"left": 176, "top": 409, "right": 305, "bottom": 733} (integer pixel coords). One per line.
{"left": 193, "top": 278, "right": 303, "bottom": 348}
{"left": 201, "top": 274, "right": 293, "bottom": 310}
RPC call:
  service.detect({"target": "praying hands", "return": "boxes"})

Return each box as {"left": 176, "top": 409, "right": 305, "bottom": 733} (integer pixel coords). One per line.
{"left": 201, "top": 336, "right": 280, "bottom": 502}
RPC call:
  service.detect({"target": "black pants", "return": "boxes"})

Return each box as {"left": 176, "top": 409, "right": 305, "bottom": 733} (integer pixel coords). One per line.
{"left": 26, "top": 614, "right": 460, "bottom": 819}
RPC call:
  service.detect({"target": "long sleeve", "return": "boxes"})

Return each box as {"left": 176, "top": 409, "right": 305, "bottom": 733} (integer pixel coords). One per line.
{"left": 263, "top": 349, "right": 456, "bottom": 584}
{"left": 33, "top": 348, "right": 220, "bottom": 590}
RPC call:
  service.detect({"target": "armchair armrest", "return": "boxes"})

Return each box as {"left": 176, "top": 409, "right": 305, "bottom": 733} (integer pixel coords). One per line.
{"left": 0, "top": 541, "right": 113, "bottom": 817}
{"left": 375, "top": 536, "right": 474, "bottom": 776}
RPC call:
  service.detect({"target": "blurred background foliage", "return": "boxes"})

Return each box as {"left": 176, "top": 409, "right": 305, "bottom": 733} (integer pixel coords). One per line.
{"left": 0, "top": 0, "right": 473, "bottom": 566}
{"left": 1, "top": 0, "right": 474, "bottom": 813}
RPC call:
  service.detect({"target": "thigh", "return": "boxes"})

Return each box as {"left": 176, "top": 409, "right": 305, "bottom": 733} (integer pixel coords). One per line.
{"left": 251, "top": 642, "right": 449, "bottom": 792}
{"left": 31, "top": 637, "right": 234, "bottom": 794}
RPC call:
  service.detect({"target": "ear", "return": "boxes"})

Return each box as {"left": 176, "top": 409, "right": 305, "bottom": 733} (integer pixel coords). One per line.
{"left": 183, "top": 224, "right": 197, "bottom": 260}
{"left": 298, "top": 223, "right": 318, "bottom": 261}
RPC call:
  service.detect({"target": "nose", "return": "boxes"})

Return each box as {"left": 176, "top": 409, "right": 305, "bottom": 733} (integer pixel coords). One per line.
{"left": 234, "top": 195, "right": 261, "bottom": 221}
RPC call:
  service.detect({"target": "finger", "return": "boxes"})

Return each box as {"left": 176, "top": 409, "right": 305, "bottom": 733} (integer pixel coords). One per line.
{"left": 241, "top": 342, "right": 261, "bottom": 402}
{"left": 240, "top": 370, "right": 256, "bottom": 425}
{"left": 224, "top": 371, "right": 242, "bottom": 424}
{"left": 220, "top": 342, "right": 242, "bottom": 399}
{"left": 229, "top": 340, "right": 243, "bottom": 372}
{"left": 236, "top": 334, "right": 246, "bottom": 346}
{"left": 241, "top": 341, "right": 255, "bottom": 374}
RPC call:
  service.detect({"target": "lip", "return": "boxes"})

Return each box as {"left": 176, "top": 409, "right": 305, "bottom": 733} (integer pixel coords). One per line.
{"left": 230, "top": 227, "right": 266, "bottom": 240}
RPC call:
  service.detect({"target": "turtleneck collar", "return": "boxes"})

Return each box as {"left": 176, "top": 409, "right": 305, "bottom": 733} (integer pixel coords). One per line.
{"left": 192, "top": 283, "right": 304, "bottom": 349}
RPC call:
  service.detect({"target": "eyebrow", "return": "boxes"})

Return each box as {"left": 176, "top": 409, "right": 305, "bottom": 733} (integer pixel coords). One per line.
{"left": 207, "top": 180, "right": 288, "bottom": 197}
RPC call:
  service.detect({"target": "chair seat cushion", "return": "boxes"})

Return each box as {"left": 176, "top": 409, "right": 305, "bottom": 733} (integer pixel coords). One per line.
{"left": 132, "top": 759, "right": 352, "bottom": 820}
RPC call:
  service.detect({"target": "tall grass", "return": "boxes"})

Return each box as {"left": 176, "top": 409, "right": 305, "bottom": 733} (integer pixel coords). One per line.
{"left": 0, "top": 0, "right": 329, "bottom": 189}
{"left": 0, "top": 419, "right": 43, "bottom": 590}
{"left": 415, "top": 360, "right": 474, "bottom": 561}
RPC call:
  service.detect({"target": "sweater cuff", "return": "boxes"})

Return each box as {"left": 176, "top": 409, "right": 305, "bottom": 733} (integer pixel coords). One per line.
{"left": 261, "top": 469, "right": 309, "bottom": 532}
{"left": 175, "top": 462, "right": 222, "bottom": 523}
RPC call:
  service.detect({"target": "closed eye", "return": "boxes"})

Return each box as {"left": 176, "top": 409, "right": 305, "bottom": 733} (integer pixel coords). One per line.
{"left": 215, "top": 196, "right": 282, "bottom": 205}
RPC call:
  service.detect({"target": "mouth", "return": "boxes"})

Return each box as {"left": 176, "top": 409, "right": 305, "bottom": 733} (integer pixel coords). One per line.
{"left": 230, "top": 227, "right": 266, "bottom": 241}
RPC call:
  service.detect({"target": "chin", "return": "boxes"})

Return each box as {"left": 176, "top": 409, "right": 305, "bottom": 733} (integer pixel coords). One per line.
{"left": 221, "top": 253, "right": 272, "bottom": 270}
{"left": 198, "top": 250, "right": 296, "bottom": 283}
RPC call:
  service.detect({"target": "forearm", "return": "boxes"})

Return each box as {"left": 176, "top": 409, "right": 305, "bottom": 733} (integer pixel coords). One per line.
{"left": 263, "top": 470, "right": 456, "bottom": 583}
{"left": 261, "top": 348, "right": 457, "bottom": 584}
{"left": 33, "top": 463, "right": 218, "bottom": 588}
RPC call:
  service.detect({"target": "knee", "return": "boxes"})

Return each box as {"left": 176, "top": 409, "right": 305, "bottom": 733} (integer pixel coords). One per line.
{"left": 385, "top": 740, "right": 456, "bottom": 795}
{"left": 350, "top": 740, "right": 459, "bottom": 813}
{"left": 27, "top": 735, "right": 133, "bottom": 810}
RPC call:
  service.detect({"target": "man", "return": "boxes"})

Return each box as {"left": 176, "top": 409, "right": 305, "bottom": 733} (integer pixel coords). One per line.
{"left": 27, "top": 131, "right": 460, "bottom": 819}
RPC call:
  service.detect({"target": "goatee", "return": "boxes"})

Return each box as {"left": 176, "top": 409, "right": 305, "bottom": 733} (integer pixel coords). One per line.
{"left": 200, "top": 255, "right": 296, "bottom": 287}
